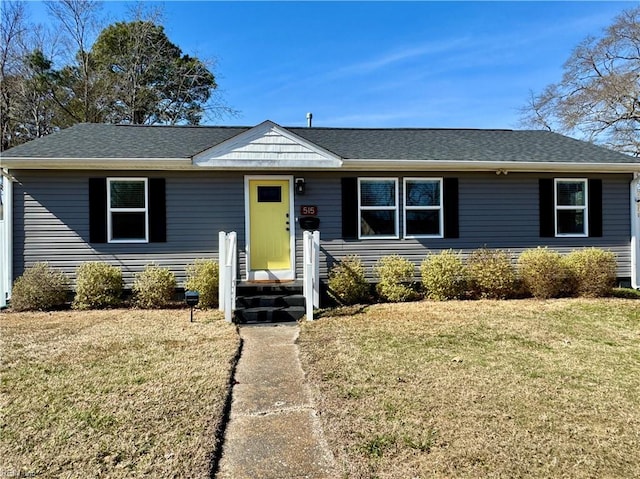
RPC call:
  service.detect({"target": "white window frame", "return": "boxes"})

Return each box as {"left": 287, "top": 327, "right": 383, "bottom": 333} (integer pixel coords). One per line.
{"left": 358, "top": 177, "right": 399, "bottom": 239}
{"left": 107, "top": 177, "right": 149, "bottom": 243}
{"left": 403, "top": 177, "right": 444, "bottom": 239}
{"left": 555, "top": 178, "right": 588, "bottom": 238}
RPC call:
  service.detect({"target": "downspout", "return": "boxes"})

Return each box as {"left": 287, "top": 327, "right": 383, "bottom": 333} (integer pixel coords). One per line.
{"left": 632, "top": 173, "right": 640, "bottom": 289}
{"left": 0, "top": 170, "right": 13, "bottom": 307}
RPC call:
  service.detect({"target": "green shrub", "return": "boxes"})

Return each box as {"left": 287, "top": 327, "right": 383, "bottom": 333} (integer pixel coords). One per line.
{"left": 185, "top": 259, "right": 219, "bottom": 308}
{"left": 420, "top": 250, "right": 467, "bottom": 301}
{"left": 467, "top": 248, "right": 517, "bottom": 299}
{"left": 374, "top": 255, "right": 418, "bottom": 302}
{"left": 132, "top": 264, "right": 176, "bottom": 308}
{"left": 518, "top": 247, "right": 567, "bottom": 299}
{"left": 564, "top": 248, "right": 617, "bottom": 297}
{"left": 612, "top": 287, "right": 640, "bottom": 299}
{"left": 73, "top": 262, "right": 123, "bottom": 309}
{"left": 10, "top": 262, "right": 68, "bottom": 311}
{"left": 327, "top": 255, "right": 370, "bottom": 305}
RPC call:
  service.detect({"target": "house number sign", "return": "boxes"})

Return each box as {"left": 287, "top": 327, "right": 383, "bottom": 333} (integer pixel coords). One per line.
{"left": 300, "top": 205, "right": 318, "bottom": 216}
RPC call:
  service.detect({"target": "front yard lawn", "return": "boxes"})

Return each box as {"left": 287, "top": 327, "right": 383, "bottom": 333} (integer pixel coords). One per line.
{"left": 0, "top": 309, "right": 239, "bottom": 478}
{"left": 299, "top": 299, "right": 640, "bottom": 478}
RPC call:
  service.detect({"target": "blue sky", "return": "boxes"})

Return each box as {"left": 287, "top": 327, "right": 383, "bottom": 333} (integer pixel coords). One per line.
{"left": 27, "top": 1, "right": 634, "bottom": 128}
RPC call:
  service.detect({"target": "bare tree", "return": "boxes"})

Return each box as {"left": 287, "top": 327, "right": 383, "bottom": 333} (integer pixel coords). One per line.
{"left": 1, "top": 0, "right": 28, "bottom": 150}
{"left": 45, "top": 0, "right": 105, "bottom": 124}
{"left": 92, "top": 16, "right": 227, "bottom": 125}
{"left": 0, "top": 0, "right": 236, "bottom": 149}
{"left": 115, "top": 2, "right": 238, "bottom": 124}
{"left": 1, "top": 1, "right": 66, "bottom": 149}
{"left": 521, "top": 7, "right": 640, "bottom": 156}
{"left": 15, "top": 50, "right": 59, "bottom": 140}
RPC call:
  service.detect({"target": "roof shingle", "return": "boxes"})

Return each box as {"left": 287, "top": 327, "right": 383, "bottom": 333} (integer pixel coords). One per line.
{"left": 2, "top": 122, "right": 637, "bottom": 165}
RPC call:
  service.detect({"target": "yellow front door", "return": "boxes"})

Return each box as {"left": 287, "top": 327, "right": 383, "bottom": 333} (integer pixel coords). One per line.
{"left": 248, "top": 179, "right": 292, "bottom": 277}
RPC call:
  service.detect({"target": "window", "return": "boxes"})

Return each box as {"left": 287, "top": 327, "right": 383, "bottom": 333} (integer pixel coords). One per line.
{"left": 107, "top": 178, "right": 148, "bottom": 242}
{"left": 555, "top": 179, "right": 588, "bottom": 236}
{"left": 404, "top": 178, "right": 443, "bottom": 238}
{"left": 358, "top": 178, "right": 398, "bottom": 238}
{"left": 342, "top": 177, "right": 458, "bottom": 240}
{"left": 257, "top": 186, "right": 282, "bottom": 203}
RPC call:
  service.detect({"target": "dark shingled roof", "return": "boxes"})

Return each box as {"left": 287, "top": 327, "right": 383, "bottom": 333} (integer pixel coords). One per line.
{"left": 1, "top": 123, "right": 247, "bottom": 159}
{"left": 2, "top": 122, "right": 637, "bottom": 164}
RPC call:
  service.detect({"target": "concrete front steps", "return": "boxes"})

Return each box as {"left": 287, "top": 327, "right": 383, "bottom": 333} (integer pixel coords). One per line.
{"left": 234, "top": 281, "right": 305, "bottom": 324}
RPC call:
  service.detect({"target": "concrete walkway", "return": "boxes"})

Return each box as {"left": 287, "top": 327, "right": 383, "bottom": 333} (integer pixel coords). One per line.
{"left": 216, "top": 323, "right": 337, "bottom": 479}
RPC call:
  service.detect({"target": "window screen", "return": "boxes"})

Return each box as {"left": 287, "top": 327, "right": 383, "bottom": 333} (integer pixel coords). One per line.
{"left": 108, "top": 178, "right": 148, "bottom": 242}
{"left": 358, "top": 178, "right": 398, "bottom": 238}
{"left": 555, "top": 179, "right": 587, "bottom": 236}
{"left": 404, "top": 178, "right": 442, "bottom": 237}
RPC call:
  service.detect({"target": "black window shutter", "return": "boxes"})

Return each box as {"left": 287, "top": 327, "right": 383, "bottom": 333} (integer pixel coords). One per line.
{"left": 341, "top": 177, "right": 358, "bottom": 239}
{"left": 89, "top": 178, "right": 107, "bottom": 243}
{"left": 588, "top": 179, "right": 603, "bottom": 237}
{"left": 539, "top": 179, "right": 555, "bottom": 237}
{"left": 443, "top": 177, "right": 459, "bottom": 239}
{"left": 149, "top": 178, "right": 166, "bottom": 243}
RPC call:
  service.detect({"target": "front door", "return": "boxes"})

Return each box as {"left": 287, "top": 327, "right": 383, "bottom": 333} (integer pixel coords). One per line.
{"left": 246, "top": 177, "right": 294, "bottom": 281}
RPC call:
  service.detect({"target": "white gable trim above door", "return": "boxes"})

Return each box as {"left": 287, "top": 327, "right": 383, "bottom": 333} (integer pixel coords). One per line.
{"left": 193, "top": 120, "right": 343, "bottom": 169}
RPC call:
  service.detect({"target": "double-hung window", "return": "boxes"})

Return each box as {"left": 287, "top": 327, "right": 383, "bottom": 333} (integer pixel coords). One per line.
{"left": 404, "top": 178, "right": 443, "bottom": 238}
{"left": 358, "top": 178, "right": 398, "bottom": 238}
{"left": 107, "top": 178, "right": 149, "bottom": 242}
{"left": 555, "top": 178, "right": 588, "bottom": 237}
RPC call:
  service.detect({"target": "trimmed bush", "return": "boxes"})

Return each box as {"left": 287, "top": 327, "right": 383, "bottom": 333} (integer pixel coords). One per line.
{"left": 467, "top": 248, "right": 517, "bottom": 299}
{"left": 327, "top": 255, "right": 370, "bottom": 305}
{"left": 564, "top": 248, "right": 617, "bottom": 297}
{"left": 612, "top": 287, "right": 640, "bottom": 299}
{"left": 10, "top": 262, "right": 68, "bottom": 311}
{"left": 374, "top": 255, "right": 418, "bottom": 302}
{"left": 132, "top": 265, "right": 176, "bottom": 308}
{"left": 518, "top": 247, "right": 567, "bottom": 299}
{"left": 73, "top": 262, "right": 123, "bottom": 309}
{"left": 421, "top": 250, "right": 467, "bottom": 301}
{"left": 185, "top": 259, "right": 219, "bottom": 308}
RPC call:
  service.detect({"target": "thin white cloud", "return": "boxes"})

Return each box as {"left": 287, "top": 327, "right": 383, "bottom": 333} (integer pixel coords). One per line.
{"left": 327, "top": 37, "right": 472, "bottom": 80}
{"left": 233, "top": 3, "right": 629, "bottom": 128}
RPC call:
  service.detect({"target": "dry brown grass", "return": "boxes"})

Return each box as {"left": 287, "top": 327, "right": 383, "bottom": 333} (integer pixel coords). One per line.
{"left": 0, "top": 309, "right": 239, "bottom": 478}
{"left": 299, "top": 299, "right": 640, "bottom": 478}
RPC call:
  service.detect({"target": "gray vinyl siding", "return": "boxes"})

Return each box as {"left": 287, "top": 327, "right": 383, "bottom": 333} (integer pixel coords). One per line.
{"left": 13, "top": 170, "right": 248, "bottom": 286}
{"left": 296, "top": 172, "right": 633, "bottom": 280}
{"left": 12, "top": 170, "right": 633, "bottom": 288}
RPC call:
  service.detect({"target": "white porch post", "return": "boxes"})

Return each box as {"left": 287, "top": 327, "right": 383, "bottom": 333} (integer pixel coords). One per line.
{"left": 312, "top": 230, "right": 320, "bottom": 308}
{"left": 218, "top": 231, "right": 237, "bottom": 323}
{"left": 224, "top": 232, "right": 237, "bottom": 322}
{"left": 0, "top": 172, "right": 13, "bottom": 308}
{"left": 303, "top": 230, "right": 320, "bottom": 321}
{"left": 218, "top": 231, "right": 227, "bottom": 311}
{"left": 631, "top": 174, "right": 640, "bottom": 289}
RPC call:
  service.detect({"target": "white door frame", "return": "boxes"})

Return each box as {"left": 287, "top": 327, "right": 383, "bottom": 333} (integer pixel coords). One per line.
{"left": 244, "top": 175, "right": 296, "bottom": 281}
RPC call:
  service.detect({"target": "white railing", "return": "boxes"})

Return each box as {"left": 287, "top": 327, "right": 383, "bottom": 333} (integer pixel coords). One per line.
{"left": 218, "top": 231, "right": 237, "bottom": 322}
{"left": 303, "top": 230, "right": 320, "bottom": 321}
